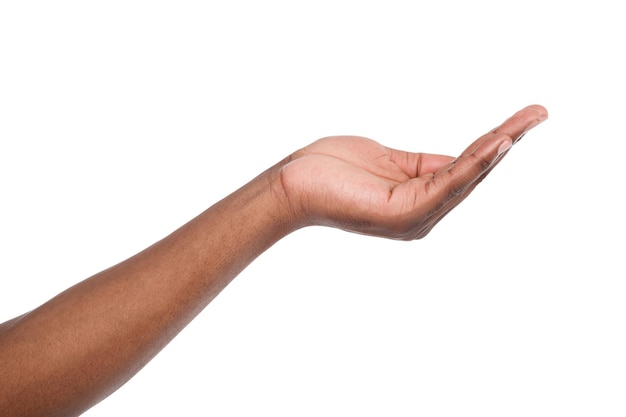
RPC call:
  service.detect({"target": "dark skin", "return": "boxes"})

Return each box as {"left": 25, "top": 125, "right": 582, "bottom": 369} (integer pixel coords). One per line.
{"left": 0, "top": 105, "right": 547, "bottom": 416}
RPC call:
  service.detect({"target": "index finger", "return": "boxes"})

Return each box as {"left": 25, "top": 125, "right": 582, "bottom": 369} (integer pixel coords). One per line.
{"left": 459, "top": 104, "right": 548, "bottom": 159}
{"left": 421, "top": 104, "right": 548, "bottom": 215}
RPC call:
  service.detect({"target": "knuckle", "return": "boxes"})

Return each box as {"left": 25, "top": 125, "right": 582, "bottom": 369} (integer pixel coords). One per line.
{"left": 448, "top": 184, "right": 465, "bottom": 198}
{"left": 468, "top": 151, "right": 491, "bottom": 172}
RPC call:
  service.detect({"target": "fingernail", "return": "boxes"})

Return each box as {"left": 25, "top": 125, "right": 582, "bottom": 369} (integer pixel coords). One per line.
{"left": 497, "top": 139, "right": 513, "bottom": 156}
{"left": 513, "top": 133, "right": 526, "bottom": 144}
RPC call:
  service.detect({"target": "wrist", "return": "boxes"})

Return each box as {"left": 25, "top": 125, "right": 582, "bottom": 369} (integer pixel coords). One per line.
{"left": 263, "top": 159, "right": 308, "bottom": 234}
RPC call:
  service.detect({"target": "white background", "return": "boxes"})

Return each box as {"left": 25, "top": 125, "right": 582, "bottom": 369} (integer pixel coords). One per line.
{"left": 1, "top": 1, "right": 624, "bottom": 416}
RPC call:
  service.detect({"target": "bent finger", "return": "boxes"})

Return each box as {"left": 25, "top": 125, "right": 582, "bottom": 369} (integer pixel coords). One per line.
{"left": 428, "top": 132, "right": 512, "bottom": 212}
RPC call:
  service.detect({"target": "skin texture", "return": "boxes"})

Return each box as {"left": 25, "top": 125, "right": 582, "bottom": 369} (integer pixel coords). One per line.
{"left": 0, "top": 105, "right": 547, "bottom": 416}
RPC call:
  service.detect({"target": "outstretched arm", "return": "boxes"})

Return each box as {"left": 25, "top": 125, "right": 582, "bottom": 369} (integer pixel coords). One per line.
{"left": 0, "top": 105, "right": 547, "bottom": 417}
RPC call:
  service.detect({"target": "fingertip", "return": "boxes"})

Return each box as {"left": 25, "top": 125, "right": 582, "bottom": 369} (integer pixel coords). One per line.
{"left": 521, "top": 104, "right": 549, "bottom": 131}
{"left": 492, "top": 104, "right": 549, "bottom": 143}
{"left": 524, "top": 104, "right": 549, "bottom": 121}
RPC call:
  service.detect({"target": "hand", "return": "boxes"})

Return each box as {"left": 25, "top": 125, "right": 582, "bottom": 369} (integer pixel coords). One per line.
{"left": 278, "top": 105, "right": 548, "bottom": 239}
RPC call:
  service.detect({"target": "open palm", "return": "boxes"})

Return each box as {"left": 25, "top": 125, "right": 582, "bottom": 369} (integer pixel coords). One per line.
{"left": 279, "top": 105, "right": 547, "bottom": 239}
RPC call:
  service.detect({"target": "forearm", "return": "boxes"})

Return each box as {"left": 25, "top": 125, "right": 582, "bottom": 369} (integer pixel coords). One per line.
{"left": 0, "top": 164, "right": 294, "bottom": 417}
